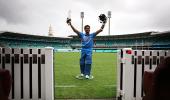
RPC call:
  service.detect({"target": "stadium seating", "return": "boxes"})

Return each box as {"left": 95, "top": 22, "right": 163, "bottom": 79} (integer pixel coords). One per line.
{"left": 0, "top": 32, "right": 71, "bottom": 49}
{"left": 0, "top": 31, "right": 170, "bottom": 50}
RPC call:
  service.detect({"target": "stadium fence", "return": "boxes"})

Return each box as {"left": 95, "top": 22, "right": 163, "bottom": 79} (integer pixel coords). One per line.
{"left": 0, "top": 47, "right": 54, "bottom": 100}
{"left": 117, "top": 48, "right": 170, "bottom": 100}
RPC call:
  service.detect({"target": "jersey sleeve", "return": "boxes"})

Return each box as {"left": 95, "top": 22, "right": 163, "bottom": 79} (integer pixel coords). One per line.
{"left": 91, "top": 32, "right": 96, "bottom": 38}
{"left": 79, "top": 32, "right": 84, "bottom": 38}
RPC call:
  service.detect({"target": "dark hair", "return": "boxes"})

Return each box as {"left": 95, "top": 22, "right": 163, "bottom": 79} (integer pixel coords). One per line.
{"left": 84, "top": 25, "right": 90, "bottom": 29}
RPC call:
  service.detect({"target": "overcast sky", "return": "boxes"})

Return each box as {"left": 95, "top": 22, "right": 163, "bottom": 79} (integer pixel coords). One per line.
{"left": 0, "top": 0, "right": 170, "bottom": 37}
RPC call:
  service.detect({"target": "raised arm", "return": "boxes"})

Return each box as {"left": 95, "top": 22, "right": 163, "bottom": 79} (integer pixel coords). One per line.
{"left": 94, "top": 23, "right": 106, "bottom": 36}
{"left": 94, "top": 14, "right": 107, "bottom": 36}
{"left": 67, "top": 18, "right": 81, "bottom": 37}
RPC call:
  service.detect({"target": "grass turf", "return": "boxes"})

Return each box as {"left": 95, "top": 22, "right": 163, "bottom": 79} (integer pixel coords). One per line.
{"left": 54, "top": 52, "right": 117, "bottom": 99}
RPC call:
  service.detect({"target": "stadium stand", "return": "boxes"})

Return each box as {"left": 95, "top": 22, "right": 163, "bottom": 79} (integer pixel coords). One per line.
{"left": 0, "top": 31, "right": 71, "bottom": 50}
{"left": 69, "top": 31, "right": 170, "bottom": 50}
{"left": 0, "top": 31, "right": 170, "bottom": 50}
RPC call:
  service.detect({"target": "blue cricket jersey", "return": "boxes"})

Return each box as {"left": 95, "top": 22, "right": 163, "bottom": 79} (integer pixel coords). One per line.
{"left": 79, "top": 32, "right": 96, "bottom": 51}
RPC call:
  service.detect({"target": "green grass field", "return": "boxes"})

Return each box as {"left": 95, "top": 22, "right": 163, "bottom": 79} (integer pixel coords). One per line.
{"left": 54, "top": 52, "right": 117, "bottom": 99}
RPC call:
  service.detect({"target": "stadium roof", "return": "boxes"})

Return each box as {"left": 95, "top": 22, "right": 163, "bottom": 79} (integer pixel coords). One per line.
{"left": 150, "top": 31, "right": 170, "bottom": 35}
{"left": 0, "top": 31, "right": 71, "bottom": 40}
{"left": 1, "top": 31, "right": 169, "bottom": 41}
{"left": 69, "top": 31, "right": 170, "bottom": 39}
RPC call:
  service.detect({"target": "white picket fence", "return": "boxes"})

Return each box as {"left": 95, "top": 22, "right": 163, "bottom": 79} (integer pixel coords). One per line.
{"left": 117, "top": 48, "right": 170, "bottom": 100}
{"left": 0, "top": 47, "right": 54, "bottom": 100}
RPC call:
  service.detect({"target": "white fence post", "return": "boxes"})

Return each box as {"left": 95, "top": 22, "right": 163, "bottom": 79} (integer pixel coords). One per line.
{"left": 13, "top": 48, "right": 21, "bottom": 100}
{"left": 40, "top": 48, "right": 46, "bottom": 100}
{"left": 45, "top": 47, "right": 54, "bottom": 100}
{"left": 23, "top": 48, "right": 30, "bottom": 100}
{"left": 32, "top": 48, "right": 39, "bottom": 100}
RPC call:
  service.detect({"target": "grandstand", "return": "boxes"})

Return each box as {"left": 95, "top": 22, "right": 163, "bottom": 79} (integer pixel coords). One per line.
{"left": 70, "top": 31, "right": 170, "bottom": 50}
{"left": 0, "top": 31, "right": 71, "bottom": 50}
{"left": 0, "top": 31, "right": 170, "bottom": 50}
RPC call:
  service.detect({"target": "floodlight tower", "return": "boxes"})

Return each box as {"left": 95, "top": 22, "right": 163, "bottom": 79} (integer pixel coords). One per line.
{"left": 108, "top": 11, "right": 111, "bottom": 35}
{"left": 80, "top": 12, "right": 84, "bottom": 33}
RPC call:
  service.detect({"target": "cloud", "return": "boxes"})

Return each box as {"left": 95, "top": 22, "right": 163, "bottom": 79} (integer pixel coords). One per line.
{"left": 0, "top": 0, "right": 28, "bottom": 24}
{"left": 0, "top": 0, "right": 170, "bottom": 36}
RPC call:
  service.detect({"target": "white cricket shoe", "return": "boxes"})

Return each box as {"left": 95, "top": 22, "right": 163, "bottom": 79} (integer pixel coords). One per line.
{"left": 80, "top": 73, "right": 84, "bottom": 77}
{"left": 76, "top": 74, "right": 84, "bottom": 79}
{"left": 85, "top": 75, "right": 90, "bottom": 79}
